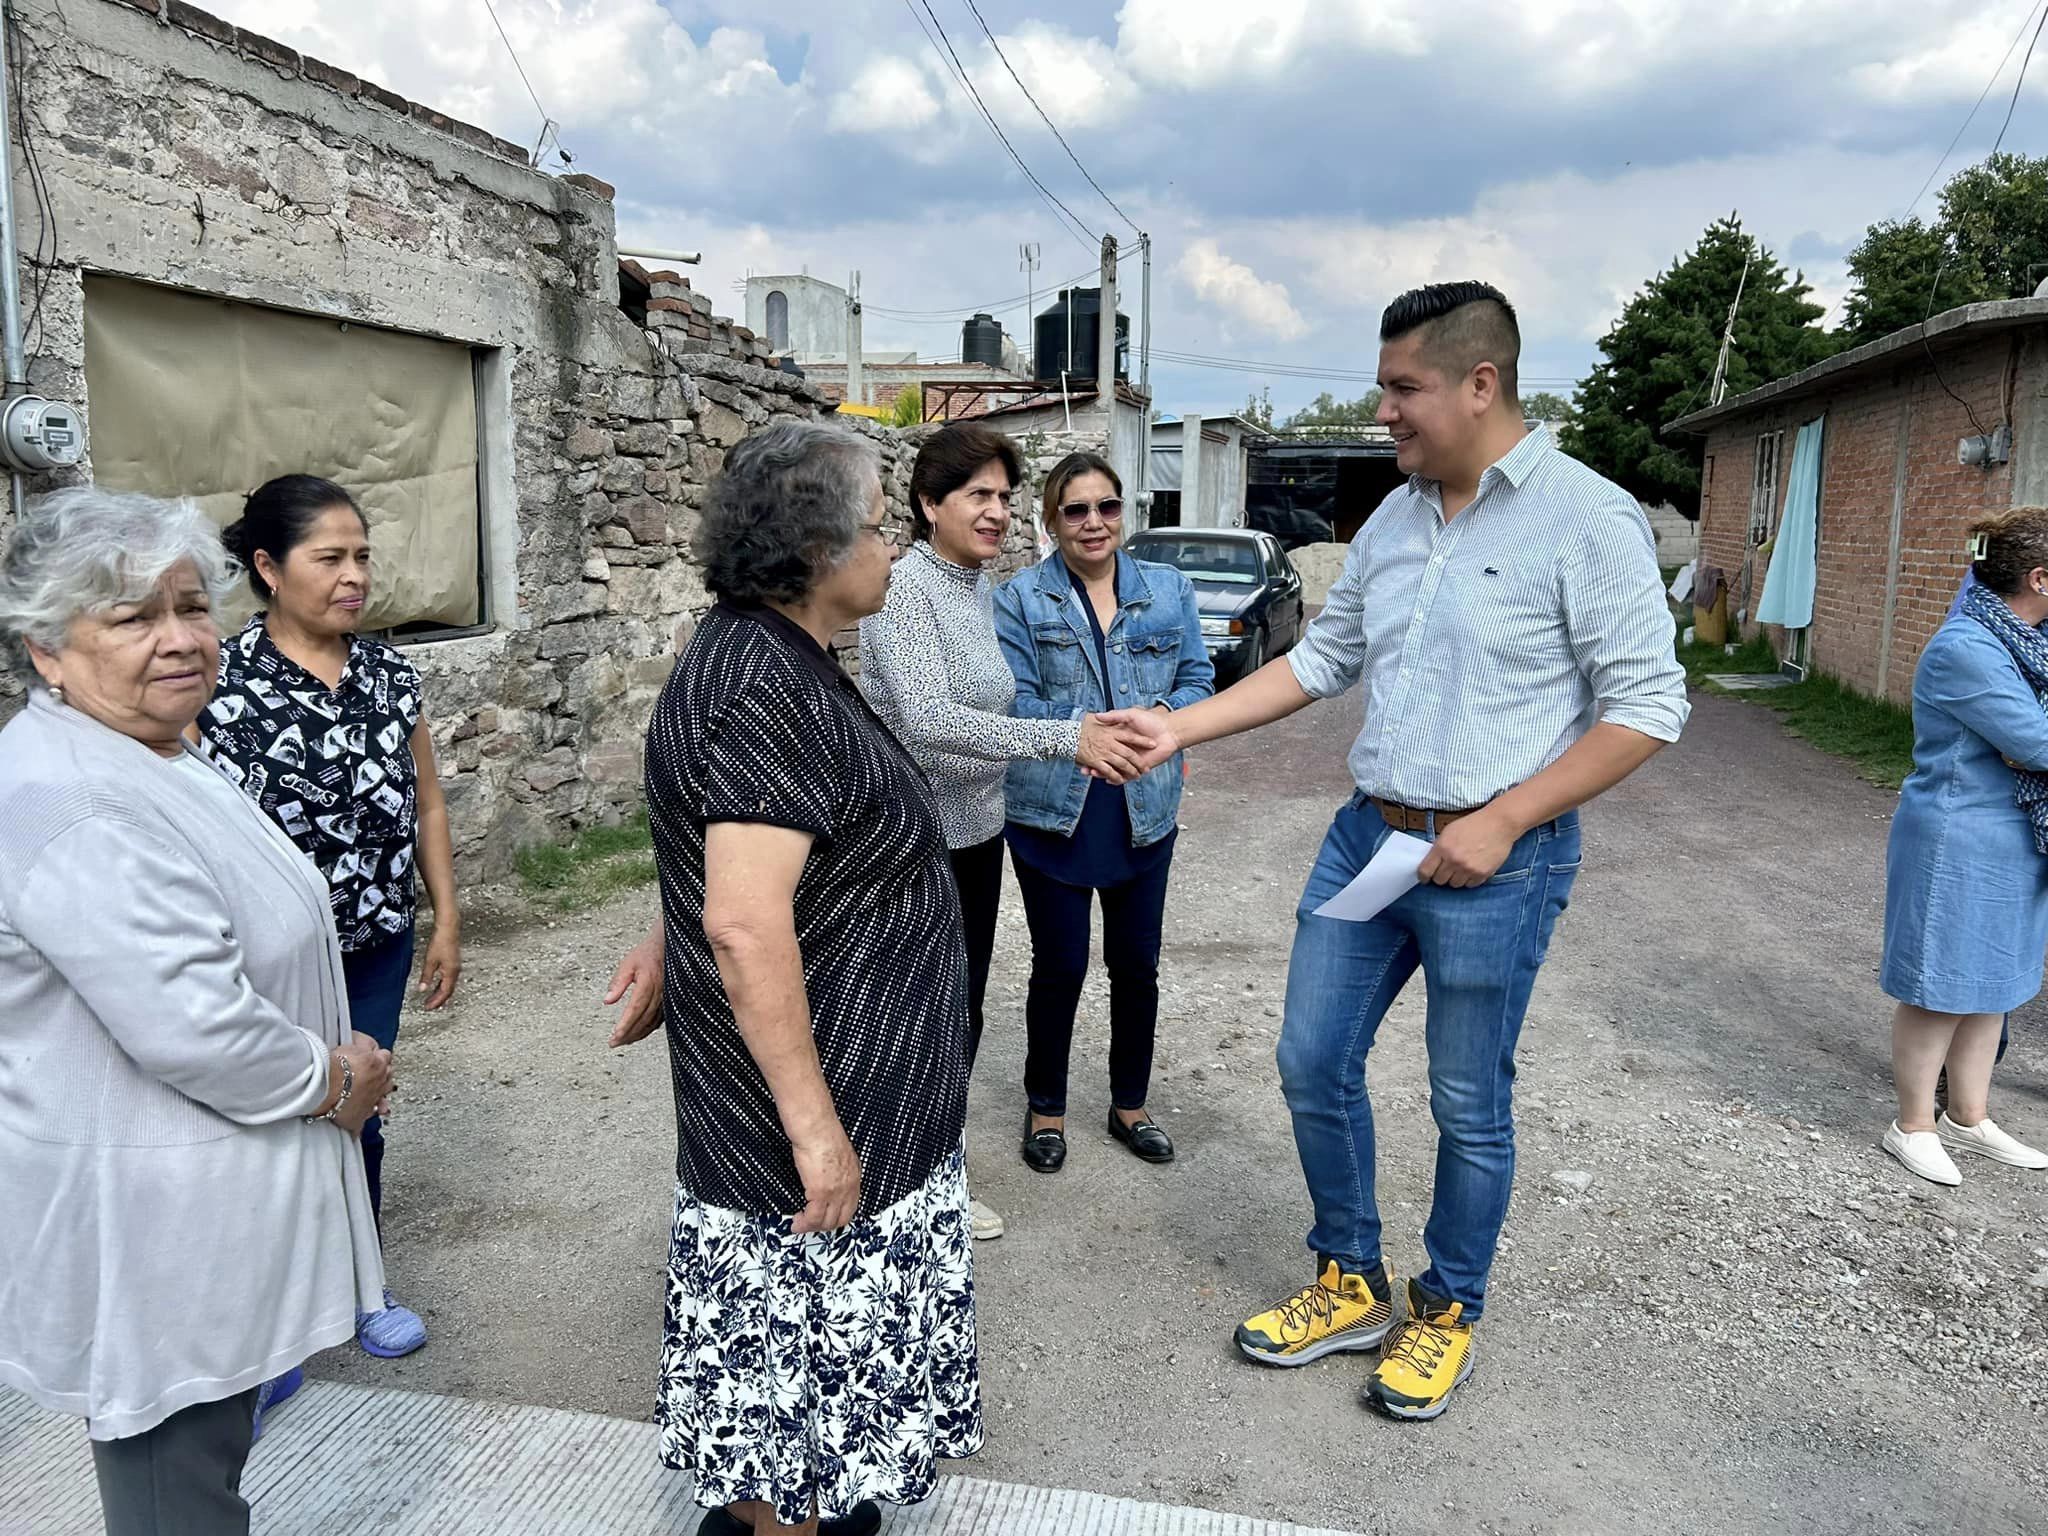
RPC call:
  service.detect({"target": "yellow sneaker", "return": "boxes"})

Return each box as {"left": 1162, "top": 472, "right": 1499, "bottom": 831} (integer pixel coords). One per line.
{"left": 1235, "top": 1258, "right": 1395, "bottom": 1366}
{"left": 1364, "top": 1279, "right": 1475, "bottom": 1421}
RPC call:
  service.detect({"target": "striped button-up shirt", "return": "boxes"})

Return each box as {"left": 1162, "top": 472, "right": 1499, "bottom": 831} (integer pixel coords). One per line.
{"left": 1287, "top": 428, "right": 1689, "bottom": 809}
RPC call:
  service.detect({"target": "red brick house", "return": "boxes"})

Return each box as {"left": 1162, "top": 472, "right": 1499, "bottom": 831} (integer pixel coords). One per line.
{"left": 1671, "top": 298, "right": 2048, "bottom": 703}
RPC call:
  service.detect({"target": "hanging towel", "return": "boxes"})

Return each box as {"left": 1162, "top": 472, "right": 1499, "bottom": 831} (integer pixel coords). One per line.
{"left": 1692, "top": 561, "right": 1728, "bottom": 608}
{"left": 1756, "top": 417, "right": 1825, "bottom": 629}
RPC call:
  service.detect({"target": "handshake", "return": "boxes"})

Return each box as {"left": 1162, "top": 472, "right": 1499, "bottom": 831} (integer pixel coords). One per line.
{"left": 1075, "top": 708, "right": 1185, "bottom": 786}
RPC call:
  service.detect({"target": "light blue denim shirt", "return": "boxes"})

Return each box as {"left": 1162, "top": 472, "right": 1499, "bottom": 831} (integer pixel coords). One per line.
{"left": 993, "top": 549, "right": 1214, "bottom": 845}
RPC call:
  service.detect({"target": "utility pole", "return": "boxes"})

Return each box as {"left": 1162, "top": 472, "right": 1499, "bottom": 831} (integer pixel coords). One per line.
{"left": 1181, "top": 411, "right": 1205, "bottom": 527}
{"left": 1137, "top": 233, "right": 1153, "bottom": 528}
{"left": 1097, "top": 234, "right": 1121, "bottom": 491}
{"left": 1020, "top": 242, "right": 1040, "bottom": 373}
{"left": 846, "top": 270, "right": 864, "bottom": 408}
{"left": 1139, "top": 234, "right": 1152, "bottom": 401}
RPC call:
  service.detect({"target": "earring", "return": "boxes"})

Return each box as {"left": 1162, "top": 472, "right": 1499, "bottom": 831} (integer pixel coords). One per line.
{"left": 47, "top": 683, "right": 63, "bottom": 704}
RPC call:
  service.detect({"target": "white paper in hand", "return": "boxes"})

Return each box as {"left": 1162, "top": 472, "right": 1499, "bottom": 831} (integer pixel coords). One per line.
{"left": 1313, "top": 831, "right": 1432, "bottom": 923}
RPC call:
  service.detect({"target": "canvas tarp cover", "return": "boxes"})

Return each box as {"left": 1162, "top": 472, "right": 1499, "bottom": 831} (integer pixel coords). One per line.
{"left": 82, "top": 276, "right": 481, "bottom": 629}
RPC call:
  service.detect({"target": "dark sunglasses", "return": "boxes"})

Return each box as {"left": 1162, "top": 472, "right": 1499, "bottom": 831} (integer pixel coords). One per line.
{"left": 1057, "top": 496, "right": 1124, "bottom": 526}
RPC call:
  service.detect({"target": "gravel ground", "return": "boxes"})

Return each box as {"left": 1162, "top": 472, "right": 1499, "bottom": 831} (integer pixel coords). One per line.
{"left": 318, "top": 688, "right": 2048, "bottom": 1535}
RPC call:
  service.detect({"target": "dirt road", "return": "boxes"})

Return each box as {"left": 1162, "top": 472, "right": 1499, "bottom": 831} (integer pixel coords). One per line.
{"left": 323, "top": 690, "right": 2048, "bottom": 1535}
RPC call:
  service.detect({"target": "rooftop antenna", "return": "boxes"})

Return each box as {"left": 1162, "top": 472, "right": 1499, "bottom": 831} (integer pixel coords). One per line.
{"left": 1020, "top": 241, "right": 1041, "bottom": 369}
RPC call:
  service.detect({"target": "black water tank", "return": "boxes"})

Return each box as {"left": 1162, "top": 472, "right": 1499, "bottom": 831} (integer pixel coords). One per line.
{"left": 961, "top": 312, "right": 1005, "bottom": 368}
{"left": 1034, "top": 287, "right": 1129, "bottom": 384}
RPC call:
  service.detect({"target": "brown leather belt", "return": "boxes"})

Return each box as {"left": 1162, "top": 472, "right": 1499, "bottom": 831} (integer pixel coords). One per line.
{"left": 1369, "top": 797, "right": 1478, "bottom": 834}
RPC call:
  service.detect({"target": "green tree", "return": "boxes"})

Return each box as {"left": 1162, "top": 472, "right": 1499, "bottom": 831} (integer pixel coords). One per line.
{"left": 1938, "top": 151, "right": 2048, "bottom": 301}
{"left": 888, "top": 384, "right": 924, "bottom": 428}
{"left": 1561, "top": 214, "right": 1832, "bottom": 515}
{"left": 1238, "top": 386, "right": 1275, "bottom": 431}
{"left": 1282, "top": 388, "right": 1383, "bottom": 428}
{"left": 1835, "top": 155, "right": 2047, "bottom": 348}
{"left": 1838, "top": 218, "right": 1988, "bottom": 346}
{"left": 1523, "top": 390, "right": 1573, "bottom": 424}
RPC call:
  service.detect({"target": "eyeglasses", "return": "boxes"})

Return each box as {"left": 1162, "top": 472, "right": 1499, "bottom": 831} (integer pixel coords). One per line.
{"left": 1057, "top": 496, "right": 1124, "bottom": 526}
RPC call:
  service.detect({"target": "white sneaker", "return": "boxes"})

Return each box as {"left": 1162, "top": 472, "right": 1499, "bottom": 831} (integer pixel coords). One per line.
{"left": 969, "top": 1197, "right": 1005, "bottom": 1240}
{"left": 1938, "top": 1114, "right": 2048, "bottom": 1170}
{"left": 1883, "top": 1121, "right": 1962, "bottom": 1186}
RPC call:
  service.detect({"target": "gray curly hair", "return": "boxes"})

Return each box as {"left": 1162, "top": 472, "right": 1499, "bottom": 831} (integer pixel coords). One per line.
{"left": 0, "top": 486, "right": 235, "bottom": 684}
{"left": 694, "top": 421, "right": 882, "bottom": 604}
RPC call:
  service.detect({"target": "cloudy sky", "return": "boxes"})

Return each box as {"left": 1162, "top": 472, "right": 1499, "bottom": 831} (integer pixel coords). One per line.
{"left": 218, "top": 0, "right": 2047, "bottom": 420}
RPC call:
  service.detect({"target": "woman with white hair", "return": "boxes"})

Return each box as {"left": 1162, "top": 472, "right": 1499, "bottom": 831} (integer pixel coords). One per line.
{"left": 0, "top": 487, "right": 391, "bottom": 1535}
{"left": 606, "top": 421, "right": 982, "bottom": 1536}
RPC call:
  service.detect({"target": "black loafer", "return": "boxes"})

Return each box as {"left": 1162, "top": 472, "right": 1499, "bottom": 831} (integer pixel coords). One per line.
{"left": 1108, "top": 1110, "right": 1175, "bottom": 1163}
{"left": 1021, "top": 1112, "right": 1068, "bottom": 1173}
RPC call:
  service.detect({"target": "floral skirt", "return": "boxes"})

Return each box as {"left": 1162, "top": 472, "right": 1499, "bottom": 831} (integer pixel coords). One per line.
{"left": 655, "top": 1145, "right": 984, "bottom": 1525}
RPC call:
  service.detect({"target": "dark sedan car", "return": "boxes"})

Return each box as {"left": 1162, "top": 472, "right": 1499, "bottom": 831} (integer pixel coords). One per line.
{"left": 1127, "top": 527, "right": 1306, "bottom": 684}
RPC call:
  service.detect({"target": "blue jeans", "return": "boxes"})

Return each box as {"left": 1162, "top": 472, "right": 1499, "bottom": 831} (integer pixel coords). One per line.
{"left": 343, "top": 926, "right": 415, "bottom": 1224}
{"left": 1277, "top": 797, "right": 1581, "bottom": 1320}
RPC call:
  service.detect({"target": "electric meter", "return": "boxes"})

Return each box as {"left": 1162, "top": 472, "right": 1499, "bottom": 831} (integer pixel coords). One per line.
{"left": 1, "top": 395, "right": 85, "bottom": 472}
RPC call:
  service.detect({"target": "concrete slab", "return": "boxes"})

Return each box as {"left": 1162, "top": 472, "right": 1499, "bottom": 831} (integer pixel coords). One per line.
{"left": 0, "top": 1384, "right": 1360, "bottom": 1536}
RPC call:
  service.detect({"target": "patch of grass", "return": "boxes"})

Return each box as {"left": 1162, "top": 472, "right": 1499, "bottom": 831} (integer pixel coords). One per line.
{"left": 515, "top": 814, "right": 657, "bottom": 910}
{"left": 1672, "top": 634, "right": 1916, "bottom": 789}
{"left": 1751, "top": 672, "right": 1916, "bottom": 790}
{"left": 1675, "top": 633, "right": 1779, "bottom": 687}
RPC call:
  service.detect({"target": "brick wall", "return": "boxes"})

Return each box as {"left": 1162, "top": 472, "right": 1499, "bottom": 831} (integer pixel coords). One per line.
{"left": 1695, "top": 331, "right": 2028, "bottom": 704}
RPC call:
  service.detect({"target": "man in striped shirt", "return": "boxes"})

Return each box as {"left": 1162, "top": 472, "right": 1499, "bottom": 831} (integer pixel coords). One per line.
{"left": 1107, "top": 282, "right": 1688, "bottom": 1421}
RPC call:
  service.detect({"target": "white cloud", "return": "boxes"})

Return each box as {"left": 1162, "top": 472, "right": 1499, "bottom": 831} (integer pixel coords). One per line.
{"left": 1281, "top": 144, "right": 1925, "bottom": 352}
{"left": 1112, "top": 0, "right": 2023, "bottom": 105}
{"left": 1115, "top": 0, "right": 1423, "bottom": 88}
{"left": 973, "top": 23, "right": 1137, "bottom": 132}
{"left": 205, "top": 0, "right": 803, "bottom": 149}
{"left": 1177, "top": 239, "right": 1307, "bottom": 341}
{"left": 829, "top": 55, "right": 942, "bottom": 132}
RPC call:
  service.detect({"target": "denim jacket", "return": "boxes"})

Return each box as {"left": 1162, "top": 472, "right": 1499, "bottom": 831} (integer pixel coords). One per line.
{"left": 992, "top": 549, "right": 1215, "bottom": 845}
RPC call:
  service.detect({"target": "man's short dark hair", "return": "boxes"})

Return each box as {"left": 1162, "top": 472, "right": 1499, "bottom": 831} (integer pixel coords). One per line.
{"left": 907, "top": 422, "right": 1023, "bottom": 541}
{"left": 1380, "top": 281, "right": 1521, "bottom": 401}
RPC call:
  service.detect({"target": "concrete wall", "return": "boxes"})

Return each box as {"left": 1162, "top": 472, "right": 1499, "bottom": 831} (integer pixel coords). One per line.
{"left": 975, "top": 397, "right": 1152, "bottom": 525}
{"left": 744, "top": 274, "right": 848, "bottom": 360}
{"left": 1696, "top": 330, "right": 2033, "bottom": 703}
{"left": 1643, "top": 503, "right": 1700, "bottom": 565}
{"left": 4, "top": 0, "right": 913, "bottom": 873}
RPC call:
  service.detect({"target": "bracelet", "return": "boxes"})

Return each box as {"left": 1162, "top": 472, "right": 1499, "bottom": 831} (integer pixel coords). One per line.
{"left": 305, "top": 1051, "right": 353, "bottom": 1125}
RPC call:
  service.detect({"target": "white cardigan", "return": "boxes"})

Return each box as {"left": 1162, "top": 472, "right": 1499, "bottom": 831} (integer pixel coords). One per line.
{"left": 0, "top": 692, "right": 384, "bottom": 1439}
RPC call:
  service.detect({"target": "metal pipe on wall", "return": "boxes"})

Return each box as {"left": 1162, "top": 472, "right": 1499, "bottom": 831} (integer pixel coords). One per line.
{"left": 0, "top": 2, "right": 28, "bottom": 515}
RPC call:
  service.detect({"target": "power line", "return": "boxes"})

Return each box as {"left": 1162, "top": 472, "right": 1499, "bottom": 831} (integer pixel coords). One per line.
{"left": 1150, "top": 347, "right": 1579, "bottom": 387}
{"left": 1909, "top": 1, "right": 2042, "bottom": 436}
{"left": 958, "top": 0, "right": 1142, "bottom": 236}
{"left": 864, "top": 265, "right": 1098, "bottom": 320}
{"left": 902, "top": 0, "right": 1098, "bottom": 252}
{"left": 1904, "top": 0, "right": 2048, "bottom": 216}
{"left": 1990, "top": 0, "right": 2048, "bottom": 160}
{"left": 479, "top": 0, "right": 569, "bottom": 168}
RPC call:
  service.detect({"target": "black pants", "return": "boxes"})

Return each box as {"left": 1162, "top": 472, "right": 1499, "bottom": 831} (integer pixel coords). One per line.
{"left": 1014, "top": 853, "right": 1173, "bottom": 1116}
{"left": 91, "top": 1389, "right": 260, "bottom": 1536}
{"left": 950, "top": 835, "right": 1005, "bottom": 1072}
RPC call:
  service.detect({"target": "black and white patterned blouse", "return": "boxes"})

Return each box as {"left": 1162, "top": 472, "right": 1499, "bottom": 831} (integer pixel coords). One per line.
{"left": 647, "top": 602, "right": 970, "bottom": 1220}
{"left": 198, "top": 615, "right": 422, "bottom": 953}
{"left": 859, "top": 540, "right": 1081, "bottom": 849}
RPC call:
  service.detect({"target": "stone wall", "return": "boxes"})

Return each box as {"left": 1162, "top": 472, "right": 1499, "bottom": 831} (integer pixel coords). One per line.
{"left": 3, "top": 0, "right": 944, "bottom": 874}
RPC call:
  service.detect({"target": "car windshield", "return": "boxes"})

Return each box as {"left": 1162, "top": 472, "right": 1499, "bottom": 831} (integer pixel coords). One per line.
{"left": 1134, "top": 538, "right": 1261, "bottom": 584}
